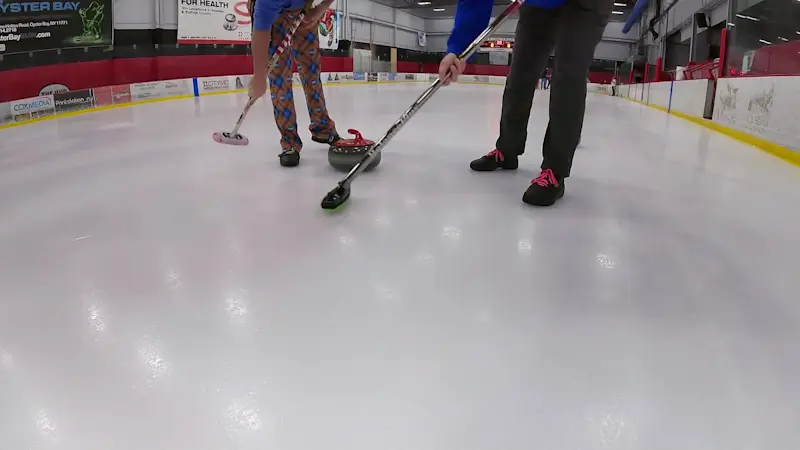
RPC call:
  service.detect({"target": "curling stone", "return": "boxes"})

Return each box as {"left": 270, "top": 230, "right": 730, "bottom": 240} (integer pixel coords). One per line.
{"left": 328, "top": 129, "right": 381, "bottom": 172}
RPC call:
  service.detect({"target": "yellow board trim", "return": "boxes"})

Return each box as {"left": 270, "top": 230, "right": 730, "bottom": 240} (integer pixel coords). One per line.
{"left": 0, "top": 79, "right": 506, "bottom": 131}
{"left": 623, "top": 96, "right": 800, "bottom": 168}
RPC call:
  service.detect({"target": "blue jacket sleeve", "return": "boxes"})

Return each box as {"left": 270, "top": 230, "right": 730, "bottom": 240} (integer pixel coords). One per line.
{"left": 446, "top": 0, "right": 494, "bottom": 55}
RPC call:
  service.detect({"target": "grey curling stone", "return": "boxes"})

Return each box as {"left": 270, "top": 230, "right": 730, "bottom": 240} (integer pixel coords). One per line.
{"left": 328, "top": 128, "right": 381, "bottom": 172}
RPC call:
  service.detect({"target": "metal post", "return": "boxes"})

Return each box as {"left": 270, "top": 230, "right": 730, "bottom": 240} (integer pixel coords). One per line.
{"left": 369, "top": 21, "right": 374, "bottom": 73}
{"left": 689, "top": 15, "right": 696, "bottom": 62}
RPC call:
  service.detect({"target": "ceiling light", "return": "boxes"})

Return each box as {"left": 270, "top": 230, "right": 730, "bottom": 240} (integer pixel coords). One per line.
{"left": 759, "top": 39, "right": 772, "bottom": 45}
{"left": 613, "top": 2, "right": 627, "bottom": 6}
{"left": 727, "top": 22, "right": 735, "bottom": 27}
{"left": 433, "top": 7, "right": 445, "bottom": 11}
{"left": 612, "top": 11, "right": 624, "bottom": 14}
{"left": 735, "top": 13, "right": 760, "bottom": 21}
{"left": 778, "top": 36, "right": 789, "bottom": 41}
{"left": 418, "top": 1, "right": 431, "bottom": 5}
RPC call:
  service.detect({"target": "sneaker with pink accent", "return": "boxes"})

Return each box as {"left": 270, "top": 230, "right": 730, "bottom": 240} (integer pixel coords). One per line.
{"left": 522, "top": 168, "right": 565, "bottom": 206}
{"left": 469, "top": 148, "right": 519, "bottom": 171}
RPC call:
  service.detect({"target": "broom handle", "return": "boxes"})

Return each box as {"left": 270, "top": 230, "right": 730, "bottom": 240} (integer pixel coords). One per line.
{"left": 231, "top": 11, "right": 305, "bottom": 135}
{"left": 336, "top": 0, "right": 525, "bottom": 186}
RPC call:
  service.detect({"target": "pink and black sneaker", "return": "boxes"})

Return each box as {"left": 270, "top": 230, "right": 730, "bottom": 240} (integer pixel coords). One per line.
{"left": 522, "top": 169, "right": 565, "bottom": 206}
{"left": 469, "top": 149, "right": 519, "bottom": 171}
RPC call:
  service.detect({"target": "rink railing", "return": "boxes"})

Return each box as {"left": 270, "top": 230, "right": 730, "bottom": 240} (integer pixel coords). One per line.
{"left": 0, "top": 73, "right": 496, "bottom": 128}
{"left": 617, "top": 79, "right": 800, "bottom": 166}
{"left": 0, "top": 72, "right": 614, "bottom": 129}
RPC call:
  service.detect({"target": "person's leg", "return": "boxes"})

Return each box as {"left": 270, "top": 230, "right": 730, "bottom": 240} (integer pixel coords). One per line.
{"left": 293, "top": 26, "right": 340, "bottom": 144}
{"left": 268, "top": 10, "right": 303, "bottom": 166}
{"left": 523, "top": 0, "right": 613, "bottom": 206}
{"left": 470, "top": 5, "right": 558, "bottom": 171}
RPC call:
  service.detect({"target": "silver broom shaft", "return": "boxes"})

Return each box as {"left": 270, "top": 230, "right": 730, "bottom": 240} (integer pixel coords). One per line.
{"left": 336, "top": 0, "right": 525, "bottom": 186}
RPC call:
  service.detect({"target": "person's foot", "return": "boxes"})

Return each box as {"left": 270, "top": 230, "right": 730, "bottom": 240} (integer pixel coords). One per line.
{"left": 522, "top": 168, "right": 565, "bottom": 206}
{"left": 311, "top": 133, "right": 341, "bottom": 145}
{"left": 279, "top": 148, "right": 300, "bottom": 167}
{"left": 469, "top": 149, "right": 518, "bottom": 171}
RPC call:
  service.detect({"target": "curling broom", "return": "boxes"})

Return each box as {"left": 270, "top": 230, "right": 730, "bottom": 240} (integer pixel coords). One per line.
{"left": 212, "top": 12, "right": 305, "bottom": 146}
{"left": 320, "top": 0, "right": 525, "bottom": 210}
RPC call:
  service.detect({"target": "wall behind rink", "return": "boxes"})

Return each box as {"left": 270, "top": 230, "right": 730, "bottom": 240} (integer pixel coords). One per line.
{"left": 0, "top": 72, "right": 615, "bottom": 126}
{"left": 713, "top": 76, "right": 799, "bottom": 153}
{"left": 617, "top": 75, "right": 800, "bottom": 166}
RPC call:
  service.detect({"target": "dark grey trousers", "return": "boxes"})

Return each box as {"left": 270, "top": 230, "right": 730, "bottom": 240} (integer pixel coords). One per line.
{"left": 496, "top": 0, "right": 613, "bottom": 177}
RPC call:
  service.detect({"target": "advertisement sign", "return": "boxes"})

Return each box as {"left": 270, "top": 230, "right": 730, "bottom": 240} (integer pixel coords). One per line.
{"left": 198, "top": 76, "right": 231, "bottom": 94}
{"left": 0, "top": 101, "right": 11, "bottom": 124}
{"left": 40, "top": 83, "right": 69, "bottom": 95}
{"left": 0, "top": 1, "right": 113, "bottom": 54}
{"left": 377, "top": 72, "right": 389, "bottom": 82}
{"left": 404, "top": 73, "right": 415, "bottom": 81}
{"left": 177, "top": 0, "right": 251, "bottom": 44}
{"left": 10, "top": 94, "right": 55, "bottom": 120}
{"left": 54, "top": 89, "right": 94, "bottom": 112}
{"left": 233, "top": 75, "right": 251, "bottom": 90}
{"left": 388, "top": 73, "right": 396, "bottom": 81}
{"left": 325, "top": 73, "right": 339, "bottom": 84}
{"left": 130, "top": 79, "right": 192, "bottom": 101}
{"left": 417, "top": 31, "right": 426, "bottom": 47}
{"left": 367, "top": 72, "right": 377, "bottom": 82}
{"left": 130, "top": 81, "right": 163, "bottom": 101}
{"left": 92, "top": 84, "right": 131, "bottom": 106}
{"left": 318, "top": 5, "right": 340, "bottom": 50}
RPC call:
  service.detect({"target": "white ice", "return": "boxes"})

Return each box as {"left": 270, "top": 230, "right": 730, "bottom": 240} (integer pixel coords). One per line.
{"left": 1, "top": 83, "right": 800, "bottom": 450}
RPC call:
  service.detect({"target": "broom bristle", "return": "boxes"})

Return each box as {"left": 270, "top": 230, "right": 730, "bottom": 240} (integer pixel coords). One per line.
{"left": 212, "top": 131, "right": 250, "bottom": 146}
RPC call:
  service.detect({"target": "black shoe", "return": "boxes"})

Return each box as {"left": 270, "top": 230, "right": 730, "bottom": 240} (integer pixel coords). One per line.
{"left": 470, "top": 149, "right": 518, "bottom": 171}
{"left": 279, "top": 149, "right": 300, "bottom": 167}
{"left": 311, "top": 133, "right": 341, "bottom": 145}
{"left": 522, "top": 169, "right": 565, "bottom": 206}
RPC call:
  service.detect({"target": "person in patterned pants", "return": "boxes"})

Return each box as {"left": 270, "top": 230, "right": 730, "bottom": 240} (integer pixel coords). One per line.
{"left": 267, "top": 5, "right": 340, "bottom": 167}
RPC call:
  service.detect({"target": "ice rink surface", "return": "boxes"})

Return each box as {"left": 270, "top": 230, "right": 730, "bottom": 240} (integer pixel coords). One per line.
{"left": 2, "top": 83, "right": 800, "bottom": 450}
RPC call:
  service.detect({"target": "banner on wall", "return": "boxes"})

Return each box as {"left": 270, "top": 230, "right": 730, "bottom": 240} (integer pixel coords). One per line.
{"left": 318, "top": 6, "right": 341, "bottom": 50}
{"left": 234, "top": 75, "right": 251, "bottom": 89}
{"left": 198, "top": 76, "right": 232, "bottom": 94}
{"left": 178, "top": 0, "right": 252, "bottom": 44}
{"left": 0, "top": 102, "right": 11, "bottom": 124}
{"left": 92, "top": 84, "right": 131, "bottom": 107}
{"left": 417, "top": 32, "right": 426, "bottom": 47}
{"left": 54, "top": 89, "right": 94, "bottom": 112}
{"left": 0, "top": 0, "right": 114, "bottom": 54}
{"left": 130, "top": 80, "right": 192, "bottom": 101}
{"left": 9, "top": 94, "right": 55, "bottom": 121}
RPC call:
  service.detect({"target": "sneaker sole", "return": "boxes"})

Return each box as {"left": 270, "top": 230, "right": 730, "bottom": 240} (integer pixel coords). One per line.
{"left": 470, "top": 165, "right": 518, "bottom": 172}
{"left": 311, "top": 137, "right": 339, "bottom": 145}
{"left": 522, "top": 188, "right": 564, "bottom": 206}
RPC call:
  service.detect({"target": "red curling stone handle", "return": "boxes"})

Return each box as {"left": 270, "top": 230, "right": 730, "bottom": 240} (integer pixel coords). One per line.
{"left": 344, "top": 129, "right": 372, "bottom": 146}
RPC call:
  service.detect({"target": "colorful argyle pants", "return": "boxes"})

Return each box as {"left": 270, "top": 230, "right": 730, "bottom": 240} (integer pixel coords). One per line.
{"left": 268, "top": 10, "right": 337, "bottom": 152}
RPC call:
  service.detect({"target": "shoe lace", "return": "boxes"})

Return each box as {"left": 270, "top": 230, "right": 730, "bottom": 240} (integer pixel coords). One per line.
{"left": 531, "top": 169, "right": 558, "bottom": 187}
{"left": 487, "top": 149, "right": 504, "bottom": 162}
